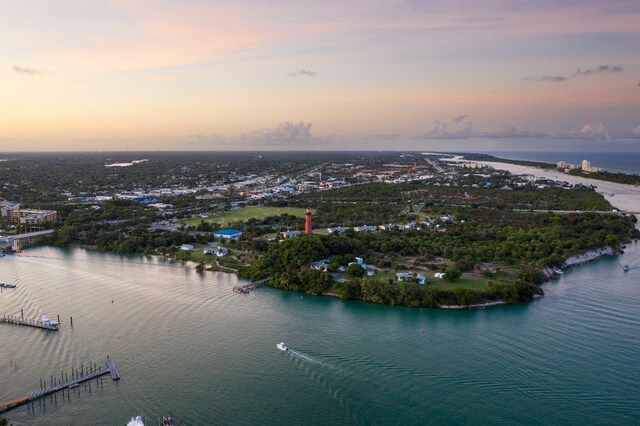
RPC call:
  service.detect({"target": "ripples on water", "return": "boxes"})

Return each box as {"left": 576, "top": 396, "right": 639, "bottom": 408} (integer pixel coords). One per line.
{"left": 1, "top": 245, "right": 640, "bottom": 425}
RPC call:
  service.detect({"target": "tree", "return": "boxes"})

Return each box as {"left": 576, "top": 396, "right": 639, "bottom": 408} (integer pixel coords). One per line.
{"left": 195, "top": 262, "right": 206, "bottom": 273}
{"left": 443, "top": 268, "right": 461, "bottom": 282}
{"left": 348, "top": 263, "right": 365, "bottom": 278}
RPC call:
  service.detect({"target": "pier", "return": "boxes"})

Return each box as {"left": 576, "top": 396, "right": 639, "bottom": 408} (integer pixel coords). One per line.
{"left": 0, "top": 359, "right": 120, "bottom": 413}
{"left": 0, "top": 314, "right": 58, "bottom": 331}
{"left": 233, "top": 276, "right": 272, "bottom": 294}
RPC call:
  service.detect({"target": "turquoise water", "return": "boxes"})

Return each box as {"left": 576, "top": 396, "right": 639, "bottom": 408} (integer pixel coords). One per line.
{"left": 1, "top": 245, "right": 639, "bottom": 425}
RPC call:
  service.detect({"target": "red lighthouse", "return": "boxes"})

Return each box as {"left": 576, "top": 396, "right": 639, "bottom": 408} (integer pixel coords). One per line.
{"left": 305, "top": 208, "right": 313, "bottom": 234}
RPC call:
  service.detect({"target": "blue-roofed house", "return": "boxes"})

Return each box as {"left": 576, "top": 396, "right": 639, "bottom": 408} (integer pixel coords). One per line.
{"left": 213, "top": 228, "right": 243, "bottom": 240}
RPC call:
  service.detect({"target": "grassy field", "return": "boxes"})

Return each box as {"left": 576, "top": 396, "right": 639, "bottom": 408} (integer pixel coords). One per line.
{"left": 180, "top": 206, "right": 309, "bottom": 227}
{"left": 429, "top": 273, "right": 512, "bottom": 290}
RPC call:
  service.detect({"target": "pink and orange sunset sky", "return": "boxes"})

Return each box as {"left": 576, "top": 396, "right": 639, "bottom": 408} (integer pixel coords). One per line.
{"left": 1, "top": 0, "right": 639, "bottom": 151}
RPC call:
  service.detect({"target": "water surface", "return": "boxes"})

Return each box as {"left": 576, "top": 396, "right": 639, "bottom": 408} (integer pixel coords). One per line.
{"left": 1, "top": 245, "right": 639, "bottom": 425}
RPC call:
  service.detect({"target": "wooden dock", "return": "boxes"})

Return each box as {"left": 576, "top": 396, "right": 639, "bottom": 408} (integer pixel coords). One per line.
{"left": 0, "top": 359, "right": 121, "bottom": 413}
{"left": 105, "top": 358, "right": 120, "bottom": 380}
{"left": 233, "top": 276, "right": 272, "bottom": 294}
{"left": 0, "top": 315, "right": 58, "bottom": 331}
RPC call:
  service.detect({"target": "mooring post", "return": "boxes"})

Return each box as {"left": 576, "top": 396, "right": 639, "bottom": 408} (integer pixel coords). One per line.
{"left": 21, "top": 308, "right": 24, "bottom": 319}
{"left": 70, "top": 316, "right": 73, "bottom": 327}
{"left": 57, "top": 314, "right": 60, "bottom": 323}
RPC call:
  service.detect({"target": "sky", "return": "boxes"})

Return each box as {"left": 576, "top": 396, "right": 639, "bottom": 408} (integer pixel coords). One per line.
{"left": 1, "top": 0, "right": 639, "bottom": 152}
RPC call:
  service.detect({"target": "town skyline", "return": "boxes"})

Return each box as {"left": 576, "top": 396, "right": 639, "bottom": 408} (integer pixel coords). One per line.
{"left": 2, "top": 1, "right": 639, "bottom": 152}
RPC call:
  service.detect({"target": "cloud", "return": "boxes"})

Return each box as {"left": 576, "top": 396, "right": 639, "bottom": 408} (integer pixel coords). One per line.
{"left": 421, "top": 118, "right": 547, "bottom": 140}
{"left": 523, "top": 75, "right": 568, "bottom": 83}
{"left": 246, "top": 121, "right": 313, "bottom": 142}
{"left": 572, "top": 65, "right": 623, "bottom": 77}
{"left": 370, "top": 133, "right": 402, "bottom": 140}
{"left": 12, "top": 65, "right": 49, "bottom": 76}
{"left": 559, "top": 122, "right": 640, "bottom": 142}
{"left": 453, "top": 114, "right": 468, "bottom": 123}
{"left": 289, "top": 69, "right": 316, "bottom": 77}
{"left": 524, "top": 64, "right": 623, "bottom": 83}
{"left": 577, "top": 122, "right": 608, "bottom": 136}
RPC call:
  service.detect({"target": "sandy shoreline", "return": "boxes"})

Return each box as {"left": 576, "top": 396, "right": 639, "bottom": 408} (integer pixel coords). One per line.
{"left": 475, "top": 160, "right": 640, "bottom": 230}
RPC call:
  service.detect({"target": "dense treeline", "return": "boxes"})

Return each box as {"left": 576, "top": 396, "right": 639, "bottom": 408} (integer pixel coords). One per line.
{"left": 240, "top": 210, "right": 637, "bottom": 307}
{"left": 567, "top": 169, "right": 640, "bottom": 185}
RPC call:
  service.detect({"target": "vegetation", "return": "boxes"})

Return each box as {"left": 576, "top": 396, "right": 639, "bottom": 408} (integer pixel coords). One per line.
{"left": 178, "top": 206, "right": 308, "bottom": 227}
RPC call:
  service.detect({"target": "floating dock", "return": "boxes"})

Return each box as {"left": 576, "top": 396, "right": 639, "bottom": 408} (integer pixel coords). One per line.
{"left": 233, "top": 276, "right": 272, "bottom": 294}
{"left": 0, "top": 359, "right": 120, "bottom": 413}
{"left": 0, "top": 315, "right": 58, "bottom": 331}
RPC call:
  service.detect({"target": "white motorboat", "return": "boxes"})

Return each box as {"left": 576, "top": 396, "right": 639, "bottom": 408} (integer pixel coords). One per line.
{"left": 127, "top": 415, "right": 144, "bottom": 426}
{"left": 39, "top": 310, "right": 60, "bottom": 328}
{"left": 276, "top": 342, "right": 289, "bottom": 352}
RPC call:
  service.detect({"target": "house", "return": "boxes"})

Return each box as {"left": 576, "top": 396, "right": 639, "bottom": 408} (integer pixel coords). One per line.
{"left": 396, "top": 272, "right": 414, "bottom": 282}
{"left": 203, "top": 248, "right": 216, "bottom": 255}
{"left": 366, "top": 270, "right": 375, "bottom": 277}
{"left": 180, "top": 244, "right": 194, "bottom": 251}
{"left": 213, "top": 228, "right": 243, "bottom": 240}
{"left": 283, "top": 230, "right": 301, "bottom": 238}
{"left": 355, "top": 257, "right": 364, "bottom": 264}
{"left": 354, "top": 225, "right": 377, "bottom": 232}
{"left": 396, "top": 271, "right": 426, "bottom": 285}
{"left": 327, "top": 226, "right": 349, "bottom": 234}
{"left": 216, "top": 247, "right": 228, "bottom": 257}
{"left": 434, "top": 272, "right": 445, "bottom": 279}
{"left": 308, "top": 259, "right": 330, "bottom": 272}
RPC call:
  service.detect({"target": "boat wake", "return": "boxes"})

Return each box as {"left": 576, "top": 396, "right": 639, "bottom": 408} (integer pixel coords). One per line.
{"left": 287, "top": 348, "right": 336, "bottom": 371}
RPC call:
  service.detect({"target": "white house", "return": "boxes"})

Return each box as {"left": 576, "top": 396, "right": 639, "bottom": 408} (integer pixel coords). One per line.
{"left": 180, "top": 244, "right": 194, "bottom": 251}
{"left": 283, "top": 230, "right": 301, "bottom": 238}
{"left": 216, "top": 247, "right": 228, "bottom": 257}
{"left": 434, "top": 272, "right": 445, "bottom": 279}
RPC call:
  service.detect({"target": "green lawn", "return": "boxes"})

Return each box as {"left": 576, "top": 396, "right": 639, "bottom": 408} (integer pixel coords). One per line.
{"left": 430, "top": 273, "right": 505, "bottom": 290}
{"left": 179, "top": 206, "right": 309, "bottom": 227}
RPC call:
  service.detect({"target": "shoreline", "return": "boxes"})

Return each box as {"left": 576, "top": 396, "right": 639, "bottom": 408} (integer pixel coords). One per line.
{"left": 463, "top": 157, "right": 640, "bottom": 230}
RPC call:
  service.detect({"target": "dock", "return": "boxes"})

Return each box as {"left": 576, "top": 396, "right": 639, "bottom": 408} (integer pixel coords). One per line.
{"left": 0, "top": 359, "right": 120, "bottom": 413}
{"left": 233, "top": 276, "right": 272, "bottom": 294}
{"left": 0, "top": 315, "right": 58, "bottom": 331}
{"left": 105, "top": 358, "right": 120, "bottom": 380}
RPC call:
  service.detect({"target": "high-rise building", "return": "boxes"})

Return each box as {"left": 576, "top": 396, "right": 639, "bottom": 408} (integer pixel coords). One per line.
{"left": 581, "top": 159, "right": 590, "bottom": 171}
{"left": 305, "top": 208, "right": 313, "bottom": 234}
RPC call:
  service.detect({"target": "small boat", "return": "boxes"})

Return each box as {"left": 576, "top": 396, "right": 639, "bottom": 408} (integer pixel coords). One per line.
{"left": 39, "top": 310, "right": 60, "bottom": 328}
{"left": 127, "top": 415, "right": 145, "bottom": 426}
{"left": 553, "top": 269, "right": 564, "bottom": 275}
{"left": 161, "top": 415, "right": 176, "bottom": 426}
{"left": 623, "top": 265, "right": 630, "bottom": 272}
{"left": 276, "top": 342, "right": 289, "bottom": 352}
{"left": 0, "top": 283, "right": 17, "bottom": 289}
